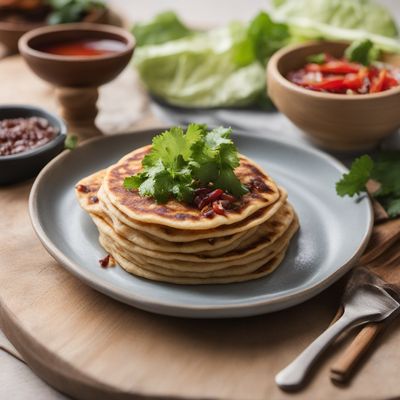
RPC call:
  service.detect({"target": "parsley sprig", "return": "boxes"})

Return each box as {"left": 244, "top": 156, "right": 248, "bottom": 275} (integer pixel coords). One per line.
{"left": 336, "top": 152, "right": 400, "bottom": 218}
{"left": 123, "top": 124, "right": 248, "bottom": 203}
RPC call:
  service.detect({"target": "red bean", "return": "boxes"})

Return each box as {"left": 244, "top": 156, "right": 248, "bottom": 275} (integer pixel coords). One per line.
{"left": 0, "top": 117, "right": 57, "bottom": 156}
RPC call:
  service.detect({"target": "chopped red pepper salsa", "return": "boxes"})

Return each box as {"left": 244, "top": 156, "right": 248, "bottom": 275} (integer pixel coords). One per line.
{"left": 287, "top": 53, "right": 400, "bottom": 95}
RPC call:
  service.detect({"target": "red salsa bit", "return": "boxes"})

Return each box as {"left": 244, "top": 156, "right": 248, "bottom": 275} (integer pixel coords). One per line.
{"left": 249, "top": 178, "right": 271, "bottom": 193}
{"left": 99, "top": 254, "right": 115, "bottom": 268}
{"left": 89, "top": 195, "right": 99, "bottom": 203}
{"left": 287, "top": 55, "right": 400, "bottom": 95}
{"left": 202, "top": 208, "right": 215, "bottom": 218}
{"left": 0, "top": 117, "right": 57, "bottom": 156}
{"left": 195, "top": 187, "right": 238, "bottom": 217}
{"left": 76, "top": 184, "right": 91, "bottom": 193}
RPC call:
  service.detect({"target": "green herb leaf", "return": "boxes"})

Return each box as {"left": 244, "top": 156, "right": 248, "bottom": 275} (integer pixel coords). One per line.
{"left": 336, "top": 155, "right": 374, "bottom": 197}
{"left": 386, "top": 198, "right": 400, "bottom": 218}
{"left": 370, "top": 151, "right": 400, "bottom": 198}
{"left": 46, "top": 0, "right": 104, "bottom": 25}
{"left": 64, "top": 134, "right": 78, "bottom": 150}
{"left": 123, "top": 124, "right": 248, "bottom": 203}
{"left": 336, "top": 151, "right": 400, "bottom": 219}
{"left": 344, "top": 39, "right": 379, "bottom": 66}
{"left": 247, "top": 11, "right": 290, "bottom": 65}
{"left": 306, "top": 53, "right": 326, "bottom": 64}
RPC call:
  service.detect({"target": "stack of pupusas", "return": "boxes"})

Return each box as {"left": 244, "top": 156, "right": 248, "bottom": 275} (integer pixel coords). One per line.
{"left": 76, "top": 125, "right": 299, "bottom": 284}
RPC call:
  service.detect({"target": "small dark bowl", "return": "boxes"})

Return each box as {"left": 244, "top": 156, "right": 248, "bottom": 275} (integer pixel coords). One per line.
{"left": 0, "top": 105, "right": 67, "bottom": 185}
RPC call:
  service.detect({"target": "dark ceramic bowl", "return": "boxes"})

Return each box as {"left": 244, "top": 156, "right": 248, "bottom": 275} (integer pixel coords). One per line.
{"left": 0, "top": 105, "right": 67, "bottom": 185}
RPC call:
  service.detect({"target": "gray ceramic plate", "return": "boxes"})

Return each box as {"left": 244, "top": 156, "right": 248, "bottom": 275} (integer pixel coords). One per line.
{"left": 29, "top": 128, "right": 373, "bottom": 318}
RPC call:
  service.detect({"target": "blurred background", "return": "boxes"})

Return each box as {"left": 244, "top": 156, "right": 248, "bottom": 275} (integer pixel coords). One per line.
{"left": 110, "top": 0, "right": 400, "bottom": 25}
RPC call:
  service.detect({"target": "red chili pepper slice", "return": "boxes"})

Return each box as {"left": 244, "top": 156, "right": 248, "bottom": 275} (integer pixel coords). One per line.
{"left": 220, "top": 193, "right": 236, "bottom": 202}
{"left": 370, "top": 69, "right": 387, "bottom": 93}
{"left": 198, "top": 188, "right": 223, "bottom": 209}
{"left": 342, "top": 76, "right": 362, "bottom": 90}
{"left": 382, "top": 74, "right": 399, "bottom": 90}
{"left": 305, "top": 61, "right": 360, "bottom": 74}
{"left": 212, "top": 201, "right": 225, "bottom": 215}
{"left": 302, "top": 77, "right": 346, "bottom": 91}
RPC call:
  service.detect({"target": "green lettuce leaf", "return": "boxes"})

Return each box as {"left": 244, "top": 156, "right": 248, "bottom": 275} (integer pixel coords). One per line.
{"left": 132, "top": 11, "right": 193, "bottom": 47}
{"left": 271, "top": 0, "right": 400, "bottom": 53}
{"left": 133, "top": 23, "right": 266, "bottom": 108}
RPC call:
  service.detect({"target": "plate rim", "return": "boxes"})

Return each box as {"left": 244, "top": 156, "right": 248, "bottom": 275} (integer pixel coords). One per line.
{"left": 29, "top": 128, "right": 374, "bottom": 317}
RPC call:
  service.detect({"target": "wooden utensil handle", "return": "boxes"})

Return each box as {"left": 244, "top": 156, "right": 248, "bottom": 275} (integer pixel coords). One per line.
{"left": 330, "top": 323, "right": 384, "bottom": 383}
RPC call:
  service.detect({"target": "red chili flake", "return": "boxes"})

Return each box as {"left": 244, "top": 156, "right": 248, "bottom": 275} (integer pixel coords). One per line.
{"left": 76, "top": 184, "right": 90, "bottom": 193}
{"left": 89, "top": 195, "right": 99, "bottom": 203}
{"left": 99, "top": 254, "right": 115, "bottom": 268}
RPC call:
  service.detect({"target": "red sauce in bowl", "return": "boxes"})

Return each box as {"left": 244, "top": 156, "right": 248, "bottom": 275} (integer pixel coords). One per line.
{"left": 37, "top": 39, "right": 127, "bottom": 57}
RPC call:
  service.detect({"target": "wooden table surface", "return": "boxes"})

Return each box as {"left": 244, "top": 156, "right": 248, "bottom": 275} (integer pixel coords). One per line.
{"left": 1, "top": 1, "right": 400, "bottom": 399}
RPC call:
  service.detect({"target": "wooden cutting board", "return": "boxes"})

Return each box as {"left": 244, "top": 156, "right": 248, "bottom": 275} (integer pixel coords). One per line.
{"left": 1, "top": 56, "right": 400, "bottom": 400}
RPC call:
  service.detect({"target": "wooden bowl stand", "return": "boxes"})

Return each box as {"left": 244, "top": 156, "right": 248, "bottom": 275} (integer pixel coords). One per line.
{"left": 55, "top": 86, "right": 103, "bottom": 140}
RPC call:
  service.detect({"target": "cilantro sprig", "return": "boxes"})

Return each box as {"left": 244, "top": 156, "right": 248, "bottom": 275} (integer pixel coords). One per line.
{"left": 123, "top": 124, "right": 248, "bottom": 203}
{"left": 344, "top": 39, "right": 380, "bottom": 66}
{"left": 336, "top": 152, "right": 400, "bottom": 218}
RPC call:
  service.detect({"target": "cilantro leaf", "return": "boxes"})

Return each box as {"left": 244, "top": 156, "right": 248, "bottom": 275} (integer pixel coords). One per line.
{"left": 336, "top": 155, "right": 374, "bottom": 197}
{"left": 47, "top": 0, "right": 104, "bottom": 25}
{"left": 190, "top": 127, "right": 247, "bottom": 197}
{"left": 215, "top": 168, "right": 248, "bottom": 198}
{"left": 123, "top": 174, "right": 144, "bottom": 190}
{"left": 386, "top": 198, "right": 400, "bottom": 218}
{"left": 64, "top": 134, "right": 78, "bottom": 150}
{"left": 306, "top": 53, "right": 326, "bottom": 64}
{"left": 371, "top": 151, "right": 400, "bottom": 197}
{"left": 344, "top": 39, "right": 379, "bottom": 66}
{"left": 336, "top": 151, "right": 400, "bottom": 219}
{"left": 123, "top": 124, "right": 247, "bottom": 203}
